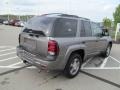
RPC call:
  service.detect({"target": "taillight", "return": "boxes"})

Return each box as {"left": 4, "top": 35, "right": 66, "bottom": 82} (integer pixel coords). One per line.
{"left": 48, "top": 40, "right": 59, "bottom": 55}
{"left": 19, "top": 34, "right": 21, "bottom": 44}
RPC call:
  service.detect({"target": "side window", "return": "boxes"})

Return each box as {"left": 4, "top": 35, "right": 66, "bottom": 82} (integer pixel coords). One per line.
{"left": 91, "top": 22, "right": 102, "bottom": 37}
{"left": 83, "top": 21, "right": 92, "bottom": 37}
{"left": 53, "top": 18, "right": 77, "bottom": 37}
{"left": 79, "top": 20, "right": 85, "bottom": 37}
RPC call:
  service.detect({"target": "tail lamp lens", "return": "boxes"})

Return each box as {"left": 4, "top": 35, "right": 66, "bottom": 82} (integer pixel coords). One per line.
{"left": 48, "top": 40, "right": 59, "bottom": 55}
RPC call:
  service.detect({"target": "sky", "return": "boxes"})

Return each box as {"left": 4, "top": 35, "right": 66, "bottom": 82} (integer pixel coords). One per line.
{"left": 0, "top": 0, "right": 119, "bottom": 21}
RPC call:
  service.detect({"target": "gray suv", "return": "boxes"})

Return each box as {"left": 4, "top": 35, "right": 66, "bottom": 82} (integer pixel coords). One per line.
{"left": 17, "top": 13, "right": 112, "bottom": 78}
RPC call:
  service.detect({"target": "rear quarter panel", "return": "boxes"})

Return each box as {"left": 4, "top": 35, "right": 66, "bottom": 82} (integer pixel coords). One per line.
{"left": 51, "top": 37, "right": 86, "bottom": 69}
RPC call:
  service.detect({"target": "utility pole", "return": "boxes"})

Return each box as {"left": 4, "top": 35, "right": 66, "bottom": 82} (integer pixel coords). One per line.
{"left": 5, "top": 1, "right": 10, "bottom": 21}
{"left": 16, "top": 8, "right": 21, "bottom": 20}
{"left": 115, "top": 23, "right": 120, "bottom": 41}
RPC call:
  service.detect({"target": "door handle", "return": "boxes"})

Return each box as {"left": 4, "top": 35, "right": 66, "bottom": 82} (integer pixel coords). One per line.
{"left": 35, "top": 34, "right": 39, "bottom": 38}
{"left": 29, "top": 34, "right": 34, "bottom": 37}
{"left": 82, "top": 41, "right": 86, "bottom": 44}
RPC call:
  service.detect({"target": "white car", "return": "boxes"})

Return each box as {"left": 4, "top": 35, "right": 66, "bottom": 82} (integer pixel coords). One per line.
{"left": 15, "top": 21, "right": 26, "bottom": 27}
{"left": 3, "top": 20, "right": 9, "bottom": 25}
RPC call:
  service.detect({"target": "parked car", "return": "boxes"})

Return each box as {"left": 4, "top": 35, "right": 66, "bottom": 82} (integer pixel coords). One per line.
{"left": 17, "top": 13, "right": 112, "bottom": 78}
{"left": 3, "top": 20, "right": 9, "bottom": 25}
{"left": 15, "top": 21, "right": 26, "bottom": 27}
{"left": 9, "top": 19, "right": 20, "bottom": 26}
{"left": 0, "top": 19, "right": 5, "bottom": 24}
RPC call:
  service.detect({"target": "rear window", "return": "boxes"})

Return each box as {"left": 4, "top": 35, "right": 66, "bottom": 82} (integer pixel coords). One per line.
{"left": 26, "top": 16, "right": 54, "bottom": 32}
{"left": 52, "top": 18, "right": 77, "bottom": 37}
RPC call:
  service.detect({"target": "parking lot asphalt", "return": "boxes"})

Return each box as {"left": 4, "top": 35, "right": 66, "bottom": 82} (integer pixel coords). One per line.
{"left": 0, "top": 25, "right": 120, "bottom": 90}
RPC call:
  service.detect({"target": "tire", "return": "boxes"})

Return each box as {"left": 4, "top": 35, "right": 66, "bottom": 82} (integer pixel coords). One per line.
{"left": 64, "top": 53, "right": 82, "bottom": 78}
{"left": 101, "top": 44, "right": 111, "bottom": 57}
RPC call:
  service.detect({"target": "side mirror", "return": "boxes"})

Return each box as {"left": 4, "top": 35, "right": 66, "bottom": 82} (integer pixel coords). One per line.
{"left": 102, "top": 28, "right": 108, "bottom": 32}
{"left": 102, "top": 28, "right": 109, "bottom": 36}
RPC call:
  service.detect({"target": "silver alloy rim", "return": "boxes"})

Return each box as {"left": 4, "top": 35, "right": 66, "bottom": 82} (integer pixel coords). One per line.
{"left": 106, "top": 46, "right": 111, "bottom": 56}
{"left": 70, "top": 58, "right": 80, "bottom": 75}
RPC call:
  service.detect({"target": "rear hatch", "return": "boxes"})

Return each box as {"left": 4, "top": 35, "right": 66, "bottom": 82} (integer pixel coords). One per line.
{"left": 19, "top": 16, "right": 55, "bottom": 58}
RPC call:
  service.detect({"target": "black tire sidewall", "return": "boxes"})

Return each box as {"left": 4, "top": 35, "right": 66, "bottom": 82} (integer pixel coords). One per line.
{"left": 102, "top": 44, "right": 111, "bottom": 57}
{"left": 64, "top": 53, "right": 82, "bottom": 78}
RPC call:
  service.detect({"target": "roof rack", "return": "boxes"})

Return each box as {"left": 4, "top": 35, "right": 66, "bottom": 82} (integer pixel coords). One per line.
{"left": 41, "top": 13, "right": 90, "bottom": 20}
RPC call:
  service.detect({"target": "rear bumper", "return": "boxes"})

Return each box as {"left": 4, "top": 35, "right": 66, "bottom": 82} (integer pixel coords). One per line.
{"left": 16, "top": 46, "right": 63, "bottom": 70}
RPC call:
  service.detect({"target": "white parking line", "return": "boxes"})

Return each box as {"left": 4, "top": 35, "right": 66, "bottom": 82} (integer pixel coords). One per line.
{"left": 100, "top": 57, "right": 109, "bottom": 69}
{"left": 0, "top": 66, "right": 20, "bottom": 68}
{"left": 0, "top": 56, "right": 18, "bottom": 62}
{"left": 0, "top": 46, "right": 14, "bottom": 48}
{"left": 0, "top": 52, "right": 16, "bottom": 57}
{"left": 81, "top": 57, "right": 94, "bottom": 68}
{"left": 0, "top": 48, "right": 16, "bottom": 52}
{"left": 82, "top": 56, "right": 120, "bottom": 69}
{"left": 0, "top": 46, "right": 7, "bottom": 48}
{"left": 8, "top": 61, "right": 23, "bottom": 67}
{"left": 1, "top": 65, "right": 119, "bottom": 69}
{"left": 109, "top": 56, "right": 120, "bottom": 64}
{"left": 82, "top": 67, "right": 120, "bottom": 69}
{"left": 0, "top": 66, "right": 36, "bottom": 69}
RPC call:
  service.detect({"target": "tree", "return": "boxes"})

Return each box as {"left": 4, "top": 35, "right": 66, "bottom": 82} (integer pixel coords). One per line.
{"left": 113, "top": 4, "right": 120, "bottom": 28}
{"left": 102, "top": 17, "right": 112, "bottom": 29}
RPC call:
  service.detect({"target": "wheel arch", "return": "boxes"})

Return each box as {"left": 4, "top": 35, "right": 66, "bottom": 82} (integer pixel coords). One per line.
{"left": 63, "top": 49, "right": 85, "bottom": 78}
{"left": 64, "top": 49, "right": 85, "bottom": 70}
{"left": 70, "top": 49, "right": 85, "bottom": 62}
